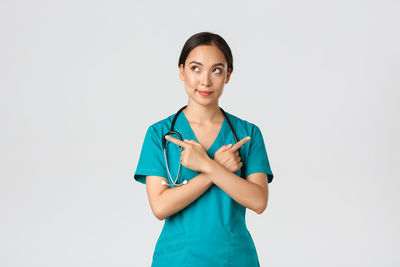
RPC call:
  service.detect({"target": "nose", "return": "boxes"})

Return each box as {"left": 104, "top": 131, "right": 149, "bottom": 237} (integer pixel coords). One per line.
{"left": 201, "top": 72, "right": 212, "bottom": 87}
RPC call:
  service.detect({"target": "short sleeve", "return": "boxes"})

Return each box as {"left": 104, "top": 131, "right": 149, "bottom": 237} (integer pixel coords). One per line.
{"left": 133, "top": 125, "right": 168, "bottom": 184}
{"left": 244, "top": 125, "right": 274, "bottom": 183}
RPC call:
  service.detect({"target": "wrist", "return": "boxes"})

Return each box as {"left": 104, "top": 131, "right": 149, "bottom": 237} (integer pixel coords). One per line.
{"left": 203, "top": 158, "right": 218, "bottom": 175}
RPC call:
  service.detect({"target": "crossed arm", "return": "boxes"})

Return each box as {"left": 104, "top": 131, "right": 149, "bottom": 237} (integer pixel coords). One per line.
{"left": 146, "top": 173, "right": 213, "bottom": 220}
{"left": 146, "top": 143, "right": 269, "bottom": 220}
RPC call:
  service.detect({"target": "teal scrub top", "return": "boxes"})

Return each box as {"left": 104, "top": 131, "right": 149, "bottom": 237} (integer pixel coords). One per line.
{"left": 134, "top": 109, "right": 274, "bottom": 267}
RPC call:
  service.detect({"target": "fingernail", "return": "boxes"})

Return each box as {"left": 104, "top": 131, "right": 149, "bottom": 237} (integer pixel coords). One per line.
{"left": 246, "top": 136, "right": 251, "bottom": 140}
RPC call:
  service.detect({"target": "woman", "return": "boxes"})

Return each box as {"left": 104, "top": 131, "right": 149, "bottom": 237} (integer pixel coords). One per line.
{"left": 134, "top": 31, "right": 274, "bottom": 266}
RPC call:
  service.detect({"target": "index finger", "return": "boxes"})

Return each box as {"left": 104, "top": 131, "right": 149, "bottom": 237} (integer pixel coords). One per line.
{"left": 165, "top": 135, "right": 188, "bottom": 149}
{"left": 230, "top": 136, "right": 251, "bottom": 151}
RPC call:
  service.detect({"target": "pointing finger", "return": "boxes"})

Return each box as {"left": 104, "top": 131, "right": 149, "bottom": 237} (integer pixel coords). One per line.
{"left": 223, "top": 144, "right": 233, "bottom": 151}
{"left": 215, "top": 144, "right": 232, "bottom": 153}
{"left": 184, "top": 139, "right": 198, "bottom": 144}
{"left": 165, "top": 135, "right": 188, "bottom": 149}
{"left": 231, "top": 136, "right": 251, "bottom": 151}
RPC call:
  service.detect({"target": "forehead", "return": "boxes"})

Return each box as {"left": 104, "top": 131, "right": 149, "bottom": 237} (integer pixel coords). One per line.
{"left": 186, "top": 45, "right": 226, "bottom": 65}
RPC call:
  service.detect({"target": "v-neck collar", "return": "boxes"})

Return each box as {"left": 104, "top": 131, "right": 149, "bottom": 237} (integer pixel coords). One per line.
{"left": 180, "top": 110, "right": 227, "bottom": 153}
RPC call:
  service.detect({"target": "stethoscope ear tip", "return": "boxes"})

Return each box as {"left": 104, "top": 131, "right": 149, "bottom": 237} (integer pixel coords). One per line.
{"left": 182, "top": 180, "right": 187, "bottom": 184}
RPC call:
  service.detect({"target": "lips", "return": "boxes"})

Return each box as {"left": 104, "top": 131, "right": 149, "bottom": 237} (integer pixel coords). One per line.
{"left": 197, "top": 90, "right": 213, "bottom": 96}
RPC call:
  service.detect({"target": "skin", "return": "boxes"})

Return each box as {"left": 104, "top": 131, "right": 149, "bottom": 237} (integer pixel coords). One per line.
{"left": 146, "top": 44, "right": 269, "bottom": 220}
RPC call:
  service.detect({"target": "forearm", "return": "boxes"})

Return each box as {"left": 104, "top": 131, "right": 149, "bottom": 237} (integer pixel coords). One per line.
{"left": 157, "top": 173, "right": 213, "bottom": 220}
{"left": 203, "top": 159, "right": 266, "bottom": 213}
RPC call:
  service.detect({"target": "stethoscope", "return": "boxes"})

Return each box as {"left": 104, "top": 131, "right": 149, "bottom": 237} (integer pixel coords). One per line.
{"left": 161, "top": 105, "right": 245, "bottom": 186}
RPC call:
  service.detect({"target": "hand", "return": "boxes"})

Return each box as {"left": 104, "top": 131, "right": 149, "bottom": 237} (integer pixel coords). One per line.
{"left": 164, "top": 135, "right": 212, "bottom": 173}
{"left": 214, "top": 136, "right": 251, "bottom": 173}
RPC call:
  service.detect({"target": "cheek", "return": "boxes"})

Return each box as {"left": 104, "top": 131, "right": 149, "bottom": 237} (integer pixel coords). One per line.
{"left": 213, "top": 77, "right": 226, "bottom": 90}
{"left": 185, "top": 75, "right": 199, "bottom": 86}
{"left": 216, "top": 77, "right": 226, "bottom": 85}
{"left": 184, "top": 78, "right": 200, "bottom": 93}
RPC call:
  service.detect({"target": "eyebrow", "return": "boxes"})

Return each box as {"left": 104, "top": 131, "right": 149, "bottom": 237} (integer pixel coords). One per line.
{"left": 189, "top": 61, "right": 225, "bottom": 68}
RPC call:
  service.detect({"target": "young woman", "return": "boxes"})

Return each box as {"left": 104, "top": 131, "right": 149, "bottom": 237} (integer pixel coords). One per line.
{"left": 134, "top": 31, "right": 274, "bottom": 266}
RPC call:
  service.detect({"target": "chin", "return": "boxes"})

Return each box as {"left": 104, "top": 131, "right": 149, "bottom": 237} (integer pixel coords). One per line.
{"left": 198, "top": 98, "right": 218, "bottom": 107}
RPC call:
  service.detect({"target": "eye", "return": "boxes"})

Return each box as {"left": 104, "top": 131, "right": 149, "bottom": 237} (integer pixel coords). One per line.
{"left": 191, "top": 66, "right": 200, "bottom": 72}
{"left": 213, "top": 68, "right": 222, "bottom": 74}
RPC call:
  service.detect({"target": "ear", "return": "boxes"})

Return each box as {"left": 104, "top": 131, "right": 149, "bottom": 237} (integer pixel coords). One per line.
{"left": 179, "top": 64, "right": 185, "bottom": 81}
{"left": 225, "top": 67, "right": 232, "bottom": 83}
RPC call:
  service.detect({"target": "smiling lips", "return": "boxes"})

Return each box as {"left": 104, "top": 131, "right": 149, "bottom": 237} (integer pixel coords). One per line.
{"left": 197, "top": 90, "right": 213, "bottom": 96}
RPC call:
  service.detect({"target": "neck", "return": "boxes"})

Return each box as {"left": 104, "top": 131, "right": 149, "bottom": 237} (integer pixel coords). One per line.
{"left": 183, "top": 99, "right": 223, "bottom": 124}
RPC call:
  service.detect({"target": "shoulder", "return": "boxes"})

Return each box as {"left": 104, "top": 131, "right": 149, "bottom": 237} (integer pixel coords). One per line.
{"left": 223, "top": 110, "right": 261, "bottom": 136}
{"left": 149, "top": 114, "right": 173, "bottom": 129}
{"left": 143, "top": 113, "right": 176, "bottom": 139}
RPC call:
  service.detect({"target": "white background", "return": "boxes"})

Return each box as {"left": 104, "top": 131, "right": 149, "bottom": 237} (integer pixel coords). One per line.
{"left": 1, "top": 0, "right": 399, "bottom": 266}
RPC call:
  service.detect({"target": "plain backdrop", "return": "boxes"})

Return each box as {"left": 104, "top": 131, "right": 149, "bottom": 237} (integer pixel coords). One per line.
{"left": 1, "top": 0, "right": 399, "bottom": 266}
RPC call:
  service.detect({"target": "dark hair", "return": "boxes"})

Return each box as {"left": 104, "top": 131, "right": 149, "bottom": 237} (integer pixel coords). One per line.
{"left": 178, "top": 32, "right": 233, "bottom": 73}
